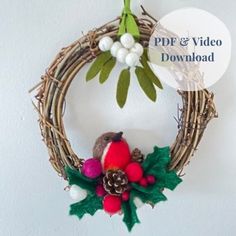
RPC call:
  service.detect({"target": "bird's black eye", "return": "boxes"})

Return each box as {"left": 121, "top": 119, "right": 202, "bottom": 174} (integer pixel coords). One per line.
{"left": 104, "top": 136, "right": 110, "bottom": 141}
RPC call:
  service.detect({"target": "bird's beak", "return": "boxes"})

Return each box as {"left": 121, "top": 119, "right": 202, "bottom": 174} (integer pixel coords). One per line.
{"left": 112, "top": 131, "right": 123, "bottom": 142}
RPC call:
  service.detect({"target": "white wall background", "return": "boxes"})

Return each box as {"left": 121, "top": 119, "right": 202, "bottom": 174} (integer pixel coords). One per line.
{"left": 0, "top": 0, "right": 236, "bottom": 235}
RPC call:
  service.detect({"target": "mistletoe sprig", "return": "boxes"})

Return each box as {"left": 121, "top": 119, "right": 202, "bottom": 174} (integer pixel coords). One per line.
{"left": 85, "top": 0, "right": 163, "bottom": 108}
{"left": 65, "top": 146, "right": 182, "bottom": 232}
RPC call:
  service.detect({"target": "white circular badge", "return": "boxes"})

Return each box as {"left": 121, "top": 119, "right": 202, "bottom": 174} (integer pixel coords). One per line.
{"left": 148, "top": 8, "right": 231, "bottom": 91}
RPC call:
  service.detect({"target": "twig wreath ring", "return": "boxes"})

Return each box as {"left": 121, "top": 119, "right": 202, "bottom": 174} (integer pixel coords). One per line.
{"left": 31, "top": 1, "right": 217, "bottom": 232}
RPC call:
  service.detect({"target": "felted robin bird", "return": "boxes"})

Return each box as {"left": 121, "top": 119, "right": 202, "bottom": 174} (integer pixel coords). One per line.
{"left": 93, "top": 132, "right": 131, "bottom": 172}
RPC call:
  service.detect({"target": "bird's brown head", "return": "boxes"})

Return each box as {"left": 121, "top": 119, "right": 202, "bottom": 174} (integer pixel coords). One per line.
{"left": 93, "top": 131, "right": 123, "bottom": 159}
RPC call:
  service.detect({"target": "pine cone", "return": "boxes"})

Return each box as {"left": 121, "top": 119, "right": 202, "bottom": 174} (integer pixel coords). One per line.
{"left": 131, "top": 148, "right": 144, "bottom": 163}
{"left": 103, "top": 170, "right": 128, "bottom": 195}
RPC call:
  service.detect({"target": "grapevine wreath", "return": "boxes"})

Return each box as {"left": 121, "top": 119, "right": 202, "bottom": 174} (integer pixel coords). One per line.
{"left": 31, "top": 1, "right": 217, "bottom": 232}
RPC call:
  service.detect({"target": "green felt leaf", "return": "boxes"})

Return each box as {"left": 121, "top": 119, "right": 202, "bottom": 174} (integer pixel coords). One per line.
{"left": 143, "top": 48, "right": 148, "bottom": 60}
{"left": 86, "top": 51, "right": 111, "bottom": 81}
{"left": 116, "top": 68, "right": 130, "bottom": 108}
{"left": 142, "top": 146, "right": 170, "bottom": 173}
{"left": 131, "top": 187, "right": 167, "bottom": 205}
{"left": 141, "top": 56, "right": 163, "bottom": 89}
{"left": 99, "top": 57, "right": 116, "bottom": 84}
{"left": 70, "top": 194, "right": 103, "bottom": 219}
{"left": 65, "top": 166, "right": 98, "bottom": 193}
{"left": 131, "top": 182, "right": 157, "bottom": 194}
{"left": 141, "top": 146, "right": 182, "bottom": 191}
{"left": 118, "top": 0, "right": 140, "bottom": 39}
{"left": 122, "top": 197, "right": 140, "bottom": 232}
{"left": 118, "top": 15, "right": 126, "bottom": 36}
{"left": 126, "top": 14, "right": 140, "bottom": 39}
{"left": 156, "top": 171, "right": 182, "bottom": 191}
{"left": 135, "top": 66, "right": 157, "bottom": 102}
{"left": 143, "top": 166, "right": 166, "bottom": 180}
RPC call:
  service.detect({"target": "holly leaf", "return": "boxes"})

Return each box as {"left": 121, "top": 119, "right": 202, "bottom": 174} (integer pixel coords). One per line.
{"left": 140, "top": 56, "right": 163, "bottom": 89}
{"left": 141, "top": 146, "right": 182, "bottom": 191}
{"left": 131, "top": 187, "right": 167, "bottom": 205}
{"left": 128, "top": 146, "right": 182, "bottom": 207}
{"left": 155, "top": 171, "right": 182, "bottom": 191}
{"left": 116, "top": 68, "right": 130, "bottom": 108}
{"left": 86, "top": 51, "right": 112, "bottom": 81}
{"left": 99, "top": 57, "right": 116, "bottom": 84}
{"left": 70, "top": 194, "right": 103, "bottom": 219}
{"left": 142, "top": 146, "right": 170, "bottom": 173}
{"left": 122, "top": 195, "right": 140, "bottom": 232}
{"left": 135, "top": 66, "right": 157, "bottom": 102}
{"left": 65, "top": 166, "right": 98, "bottom": 193}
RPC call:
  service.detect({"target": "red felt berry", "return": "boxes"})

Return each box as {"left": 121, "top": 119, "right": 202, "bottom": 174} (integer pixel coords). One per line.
{"left": 139, "top": 177, "right": 148, "bottom": 187}
{"left": 146, "top": 175, "right": 156, "bottom": 184}
{"left": 121, "top": 191, "right": 130, "bottom": 201}
{"left": 103, "top": 195, "right": 122, "bottom": 215}
{"left": 95, "top": 184, "right": 106, "bottom": 197}
{"left": 125, "top": 162, "right": 143, "bottom": 182}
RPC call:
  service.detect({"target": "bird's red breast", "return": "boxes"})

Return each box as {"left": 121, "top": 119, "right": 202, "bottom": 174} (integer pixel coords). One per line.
{"left": 101, "top": 140, "right": 131, "bottom": 171}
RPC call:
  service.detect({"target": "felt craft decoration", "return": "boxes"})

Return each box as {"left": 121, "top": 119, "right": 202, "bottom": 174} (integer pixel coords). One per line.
{"left": 125, "top": 162, "right": 143, "bottom": 182}
{"left": 69, "top": 185, "right": 88, "bottom": 201}
{"left": 31, "top": 0, "right": 217, "bottom": 233}
{"left": 103, "top": 195, "right": 122, "bottom": 215}
{"left": 65, "top": 135, "right": 182, "bottom": 231}
{"left": 101, "top": 133, "right": 131, "bottom": 171}
{"left": 81, "top": 158, "right": 102, "bottom": 179}
{"left": 87, "top": 0, "right": 163, "bottom": 108}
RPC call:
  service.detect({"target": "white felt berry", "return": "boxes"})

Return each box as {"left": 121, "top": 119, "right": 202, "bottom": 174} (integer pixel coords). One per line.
{"left": 130, "top": 43, "right": 144, "bottom": 57}
{"left": 133, "top": 197, "right": 144, "bottom": 208}
{"left": 120, "top": 33, "right": 135, "bottom": 49}
{"left": 98, "top": 36, "right": 113, "bottom": 52}
{"left": 125, "top": 52, "right": 140, "bottom": 67}
{"left": 116, "top": 48, "right": 129, "bottom": 63}
{"left": 69, "top": 185, "right": 87, "bottom": 201}
{"left": 110, "top": 41, "right": 122, "bottom": 57}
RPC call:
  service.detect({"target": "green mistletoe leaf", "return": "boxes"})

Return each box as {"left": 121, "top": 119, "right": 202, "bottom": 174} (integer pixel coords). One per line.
{"left": 99, "top": 57, "right": 116, "bottom": 84}
{"left": 116, "top": 68, "right": 130, "bottom": 108}
{"left": 135, "top": 66, "right": 157, "bottom": 102}
{"left": 65, "top": 166, "right": 98, "bottom": 193}
{"left": 126, "top": 14, "right": 140, "bottom": 39}
{"left": 70, "top": 194, "right": 103, "bottom": 219}
{"left": 118, "top": 14, "right": 126, "bottom": 36}
{"left": 118, "top": 0, "right": 140, "bottom": 39}
{"left": 122, "top": 194, "right": 140, "bottom": 232}
{"left": 86, "top": 51, "right": 111, "bottom": 81}
{"left": 140, "top": 56, "right": 163, "bottom": 89}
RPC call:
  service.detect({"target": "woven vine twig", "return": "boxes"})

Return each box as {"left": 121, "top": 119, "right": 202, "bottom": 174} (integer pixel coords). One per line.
{"left": 32, "top": 14, "right": 217, "bottom": 179}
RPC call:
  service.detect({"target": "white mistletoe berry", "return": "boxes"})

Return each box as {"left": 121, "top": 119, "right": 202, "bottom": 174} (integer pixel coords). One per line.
{"left": 69, "top": 185, "right": 87, "bottom": 201}
{"left": 98, "top": 36, "right": 113, "bottom": 52}
{"left": 120, "top": 33, "right": 135, "bottom": 49}
{"left": 110, "top": 41, "right": 122, "bottom": 57}
{"left": 130, "top": 43, "right": 144, "bottom": 57}
{"left": 116, "top": 48, "right": 129, "bottom": 63}
{"left": 125, "top": 52, "right": 140, "bottom": 67}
